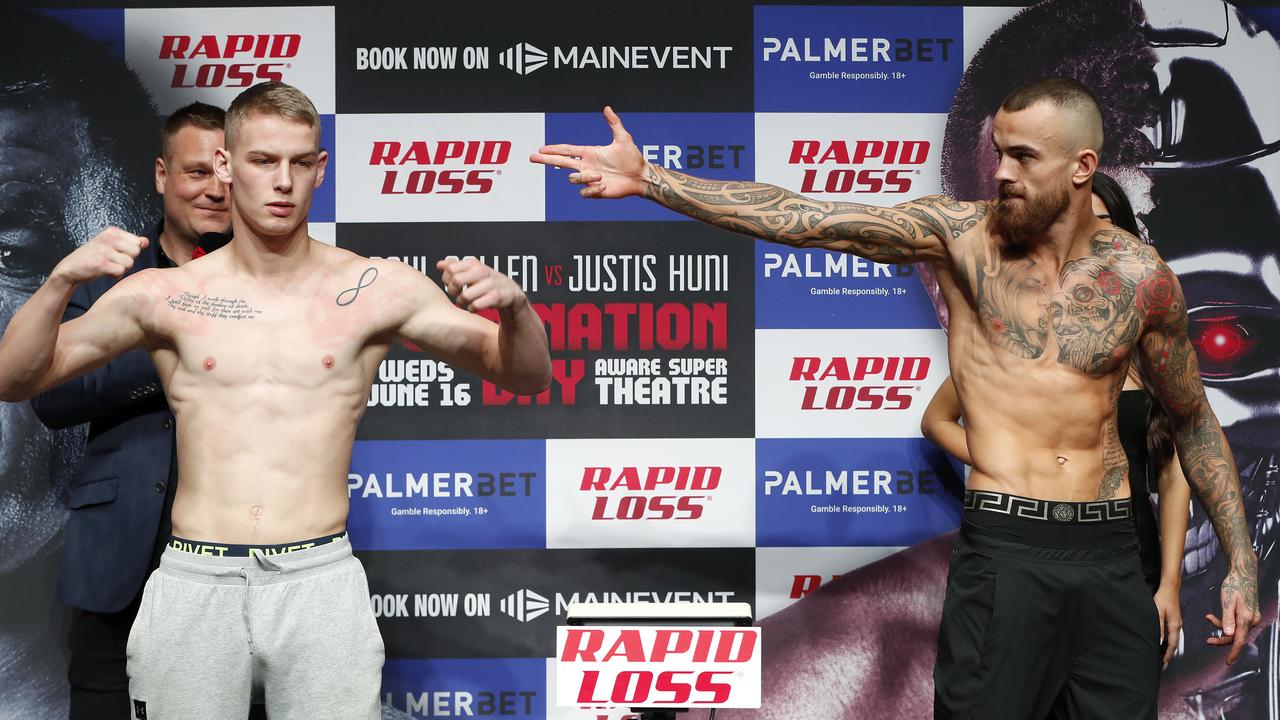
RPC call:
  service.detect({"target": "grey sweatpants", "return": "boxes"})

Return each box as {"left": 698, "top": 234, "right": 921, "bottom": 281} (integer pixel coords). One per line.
{"left": 126, "top": 537, "right": 383, "bottom": 719}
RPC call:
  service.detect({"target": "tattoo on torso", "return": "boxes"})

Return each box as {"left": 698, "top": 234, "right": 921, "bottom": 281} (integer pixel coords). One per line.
{"left": 962, "top": 229, "right": 1152, "bottom": 376}
{"left": 166, "top": 292, "right": 263, "bottom": 320}
{"left": 336, "top": 267, "right": 378, "bottom": 307}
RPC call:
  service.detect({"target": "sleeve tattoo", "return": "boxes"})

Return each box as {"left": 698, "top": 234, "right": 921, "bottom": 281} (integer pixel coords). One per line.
{"left": 639, "top": 165, "right": 982, "bottom": 264}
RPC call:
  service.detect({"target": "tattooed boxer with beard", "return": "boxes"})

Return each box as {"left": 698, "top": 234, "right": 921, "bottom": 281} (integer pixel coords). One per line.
{"left": 534, "top": 76, "right": 1258, "bottom": 719}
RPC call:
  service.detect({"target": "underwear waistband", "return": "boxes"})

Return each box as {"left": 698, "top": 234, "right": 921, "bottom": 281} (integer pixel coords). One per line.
{"left": 167, "top": 531, "right": 348, "bottom": 558}
{"left": 964, "top": 489, "right": 1132, "bottom": 524}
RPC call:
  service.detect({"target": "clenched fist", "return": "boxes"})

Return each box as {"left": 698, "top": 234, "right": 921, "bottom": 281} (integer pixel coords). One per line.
{"left": 52, "top": 227, "right": 148, "bottom": 285}
{"left": 436, "top": 257, "right": 527, "bottom": 313}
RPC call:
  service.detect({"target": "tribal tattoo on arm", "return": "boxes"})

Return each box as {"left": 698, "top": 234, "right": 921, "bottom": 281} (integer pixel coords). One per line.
{"left": 1136, "top": 260, "right": 1259, "bottom": 617}
{"left": 639, "top": 165, "right": 983, "bottom": 264}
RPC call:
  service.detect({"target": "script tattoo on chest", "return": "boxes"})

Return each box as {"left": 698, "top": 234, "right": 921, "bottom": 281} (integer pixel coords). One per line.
{"left": 166, "top": 292, "right": 263, "bottom": 320}
{"left": 964, "top": 230, "right": 1154, "bottom": 375}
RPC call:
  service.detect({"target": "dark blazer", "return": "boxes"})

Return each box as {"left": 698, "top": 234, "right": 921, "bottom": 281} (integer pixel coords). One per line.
{"left": 31, "top": 232, "right": 175, "bottom": 613}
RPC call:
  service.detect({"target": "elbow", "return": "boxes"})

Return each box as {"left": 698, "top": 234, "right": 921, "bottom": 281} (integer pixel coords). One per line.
{"left": 920, "top": 417, "right": 937, "bottom": 443}
{"left": 501, "top": 363, "right": 553, "bottom": 397}
{"left": 0, "top": 382, "right": 30, "bottom": 404}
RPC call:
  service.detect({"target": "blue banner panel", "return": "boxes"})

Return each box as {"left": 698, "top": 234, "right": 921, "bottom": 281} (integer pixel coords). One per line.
{"left": 348, "top": 440, "right": 546, "bottom": 550}
{"left": 382, "top": 658, "right": 546, "bottom": 719}
{"left": 754, "top": 5, "right": 963, "bottom": 112}
{"left": 754, "top": 244, "right": 942, "bottom": 329}
{"left": 545, "top": 112, "right": 754, "bottom": 222}
{"left": 314, "top": 113, "right": 338, "bottom": 222}
{"left": 756, "top": 437, "right": 963, "bottom": 546}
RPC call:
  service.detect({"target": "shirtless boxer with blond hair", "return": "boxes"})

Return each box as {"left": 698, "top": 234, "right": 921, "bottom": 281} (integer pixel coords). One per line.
{"left": 0, "top": 81, "right": 551, "bottom": 720}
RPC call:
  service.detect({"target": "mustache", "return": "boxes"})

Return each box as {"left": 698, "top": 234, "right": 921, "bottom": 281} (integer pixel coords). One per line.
{"left": 997, "top": 184, "right": 1022, "bottom": 199}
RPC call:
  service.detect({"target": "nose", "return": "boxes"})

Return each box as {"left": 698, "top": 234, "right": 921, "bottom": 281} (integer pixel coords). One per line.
{"left": 273, "top": 162, "right": 293, "bottom": 194}
{"left": 993, "top": 155, "right": 1018, "bottom": 186}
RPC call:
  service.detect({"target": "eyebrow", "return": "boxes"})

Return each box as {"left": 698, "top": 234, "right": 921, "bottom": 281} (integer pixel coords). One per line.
{"left": 245, "top": 149, "right": 319, "bottom": 160}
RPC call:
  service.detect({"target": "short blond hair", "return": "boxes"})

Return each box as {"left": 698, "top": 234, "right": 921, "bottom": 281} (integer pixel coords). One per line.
{"left": 224, "top": 81, "right": 319, "bottom": 150}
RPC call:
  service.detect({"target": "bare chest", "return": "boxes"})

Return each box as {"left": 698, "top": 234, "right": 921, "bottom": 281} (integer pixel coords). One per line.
{"left": 153, "top": 289, "right": 382, "bottom": 392}
{"left": 954, "top": 251, "right": 1143, "bottom": 376}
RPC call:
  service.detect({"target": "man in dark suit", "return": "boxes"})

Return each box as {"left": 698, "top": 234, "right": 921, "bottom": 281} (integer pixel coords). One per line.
{"left": 32, "top": 102, "right": 231, "bottom": 719}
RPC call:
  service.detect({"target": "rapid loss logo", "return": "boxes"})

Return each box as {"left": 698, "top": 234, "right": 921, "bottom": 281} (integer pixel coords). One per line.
{"left": 790, "top": 355, "right": 929, "bottom": 410}
{"left": 371, "top": 140, "right": 510, "bottom": 195}
{"left": 790, "top": 140, "right": 929, "bottom": 194}
{"left": 561, "top": 628, "right": 758, "bottom": 706}
{"left": 582, "top": 466, "right": 720, "bottom": 521}
{"left": 160, "top": 34, "right": 298, "bottom": 88}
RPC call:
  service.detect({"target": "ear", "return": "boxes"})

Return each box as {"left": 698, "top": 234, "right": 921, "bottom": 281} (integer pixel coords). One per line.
{"left": 214, "top": 147, "right": 232, "bottom": 184}
{"left": 155, "top": 156, "right": 167, "bottom": 195}
{"left": 1072, "top": 147, "right": 1098, "bottom": 189}
{"left": 314, "top": 149, "right": 329, "bottom": 190}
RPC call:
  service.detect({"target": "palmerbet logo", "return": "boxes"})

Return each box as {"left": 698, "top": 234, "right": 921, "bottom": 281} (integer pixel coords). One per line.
{"left": 498, "top": 43, "right": 548, "bottom": 75}
{"left": 499, "top": 588, "right": 549, "bottom": 621}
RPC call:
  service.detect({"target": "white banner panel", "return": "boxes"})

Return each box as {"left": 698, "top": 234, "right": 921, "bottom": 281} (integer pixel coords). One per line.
{"left": 754, "top": 545, "right": 904, "bottom": 619}
{"left": 335, "top": 112, "right": 545, "bottom": 222}
{"left": 546, "top": 438, "right": 755, "bottom": 549}
{"left": 555, "top": 626, "right": 761, "bottom": 708}
{"left": 124, "top": 6, "right": 336, "bottom": 114}
{"left": 754, "top": 112, "right": 947, "bottom": 205}
{"left": 755, "top": 328, "right": 949, "bottom": 438}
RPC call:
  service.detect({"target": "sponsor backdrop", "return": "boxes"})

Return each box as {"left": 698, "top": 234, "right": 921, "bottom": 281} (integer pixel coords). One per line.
{"left": 7, "top": 2, "right": 1279, "bottom": 719}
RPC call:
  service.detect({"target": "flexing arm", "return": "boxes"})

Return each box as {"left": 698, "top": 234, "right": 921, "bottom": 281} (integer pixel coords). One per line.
{"left": 30, "top": 280, "right": 163, "bottom": 428}
{"left": 531, "top": 107, "right": 985, "bottom": 264}
{"left": 920, "top": 376, "right": 972, "bottom": 465}
{"left": 1135, "top": 261, "right": 1258, "bottom": 664}
{"left": 0, "top": 228, "right": 151, "bottom": 402}
{"left": 394, "top": 258, "right": 551, "bottom": 395}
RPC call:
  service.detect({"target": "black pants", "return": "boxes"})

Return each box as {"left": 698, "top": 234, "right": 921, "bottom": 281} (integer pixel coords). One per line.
{"left": 934, "top": 492, "right": 1160, "bottom": 720}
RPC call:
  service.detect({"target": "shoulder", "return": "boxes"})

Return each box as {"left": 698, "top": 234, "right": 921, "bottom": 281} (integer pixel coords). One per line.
{"left": 1090, "top": 231, "right": 1184, "bottom": 327}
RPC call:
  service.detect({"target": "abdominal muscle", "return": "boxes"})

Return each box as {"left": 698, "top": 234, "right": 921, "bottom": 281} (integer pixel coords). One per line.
{"left": 164, "top": 383, "right": 367, "bottom": 545}
{"left": 951, "top": 334, "right": 1131, "bottom": 502}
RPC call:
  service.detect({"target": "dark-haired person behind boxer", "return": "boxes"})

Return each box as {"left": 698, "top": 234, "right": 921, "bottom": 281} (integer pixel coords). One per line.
{"left": 922, "top": 171, "right": 1192, "bottom": 672}
{"left": 533, "top": 78, "right": 1258, "bottom": 718}
{"left": 0, "top": 81, "right": 551, "bottom": 719}
{"left": 28, "top": 101, "right": 243, "bottom": 719}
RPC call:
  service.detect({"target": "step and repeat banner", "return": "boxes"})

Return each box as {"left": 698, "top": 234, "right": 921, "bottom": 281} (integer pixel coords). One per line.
{"left": 3, "top": 1, "right": 1278, "bottom": 718}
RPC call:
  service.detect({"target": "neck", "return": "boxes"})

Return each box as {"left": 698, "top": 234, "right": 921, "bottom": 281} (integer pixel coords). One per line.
{"left": 1028, "top": 192, "right": 1102, "bottom": 268}
{"left": 158, "top": 225, "right": 197, "bottom": 267}
{"left": 229, "top": 217, "right": 313, "bottom": 279}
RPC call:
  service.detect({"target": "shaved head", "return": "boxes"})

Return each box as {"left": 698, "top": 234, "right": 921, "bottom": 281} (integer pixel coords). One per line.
{"left": 1000, "top": 76, "right": 1104, "bottom": 157}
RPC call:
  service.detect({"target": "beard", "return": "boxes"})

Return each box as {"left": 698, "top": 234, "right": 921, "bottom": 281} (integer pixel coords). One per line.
{"left": 994, "top": 177, "right": 1071, "bottom": 245}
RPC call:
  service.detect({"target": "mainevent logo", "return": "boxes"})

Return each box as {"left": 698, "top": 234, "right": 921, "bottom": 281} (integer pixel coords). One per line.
{"left": 370, "top": 140, "right": 511, "bottom": 195}
{"left": 789, "top": 355, "right": 929, "bottom": 410}
{"left": 159, "top": 33, "right": 299, "bottom": 88}
{"left": 788, "top": 140, "right": 929, "bottom": 194}
{"left": 498, "top": 42, "right": 732, "bottom": 76}
{"left": 499, "top": 588, "right": 550, "bottom": 622}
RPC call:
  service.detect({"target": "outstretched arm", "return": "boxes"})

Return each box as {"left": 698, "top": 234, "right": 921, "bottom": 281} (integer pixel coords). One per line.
{"left": 1135, "top": 261, "right": 1259, "bottom": 664}
{"left": 0, "top": 228, "right": 152, "bottom": 402}
{"left": 531, "top": 107, "right": 985, "bottom": 265}
{"left": 394, "top": 258, "right": 551, "bottom": 395}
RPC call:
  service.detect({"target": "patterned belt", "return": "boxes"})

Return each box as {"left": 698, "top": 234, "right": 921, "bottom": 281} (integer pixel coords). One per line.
{"left": 964, "top": 489, "right": 1132, "bottom": 523}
